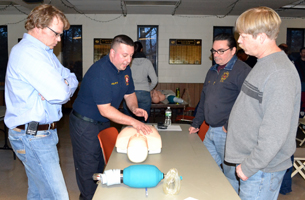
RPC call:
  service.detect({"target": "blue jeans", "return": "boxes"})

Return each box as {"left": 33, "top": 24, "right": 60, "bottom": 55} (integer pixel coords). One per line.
{"left": 203, "top": 126, "right": 226, "bottom": 166}
{"left": 225, "top": 164, "right": 286, "bottom": 200}
{"left": 123, "top": 90, "right": 151, "bottom": 123}
{"left": 8, "top": 128, "right": 68, "bottom": 200}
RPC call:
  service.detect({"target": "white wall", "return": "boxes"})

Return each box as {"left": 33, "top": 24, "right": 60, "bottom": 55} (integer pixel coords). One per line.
{"left": 1, "top": 14, "right": 305, "bottom": 83}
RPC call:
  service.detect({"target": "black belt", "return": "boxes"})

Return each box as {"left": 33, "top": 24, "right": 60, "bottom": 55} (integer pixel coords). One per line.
{"left": 16, "top": 122, "right": 57, "bottom": 131}
{"left": 72, "top": 110, "right": 104, "bottom": 125}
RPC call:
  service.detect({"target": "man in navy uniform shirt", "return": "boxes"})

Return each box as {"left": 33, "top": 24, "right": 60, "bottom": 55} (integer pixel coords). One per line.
{"left": 69, "top": 34, "right": 152, "bottom": 200}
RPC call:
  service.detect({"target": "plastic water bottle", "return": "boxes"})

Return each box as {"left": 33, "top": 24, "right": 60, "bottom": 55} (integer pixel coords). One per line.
{"left": 176, "top": 88, "right": 180, "bottom": 105}
{"left": 176, "top": 88, "right": 180, "bottom": 98}
{"left": 164, "top": 107, "right": 172, "bottom": 126}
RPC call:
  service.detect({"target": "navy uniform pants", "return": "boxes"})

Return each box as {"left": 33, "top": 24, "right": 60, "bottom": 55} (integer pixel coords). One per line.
{"left": 69, "top": 111, "right": 110, "bottom": 200}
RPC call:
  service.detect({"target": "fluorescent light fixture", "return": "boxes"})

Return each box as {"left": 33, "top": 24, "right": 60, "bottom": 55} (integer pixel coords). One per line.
{"left": 121, "top": 0, "right": 181, "bottom": 16}
{"left": 281, "top": 0, "right": 305, "bottom": 9}
{"left": 281, "top": 5, "right": 305, "bottom": 9}
{"left": 124, "top": 0, "right": 178, "bottom": 6}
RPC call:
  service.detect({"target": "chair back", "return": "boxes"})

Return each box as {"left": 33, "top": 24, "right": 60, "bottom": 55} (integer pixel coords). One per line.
{"left": 97, "top": 127, "right": 119, "bottom": 165}
{"left": 175, "top": 106, "right": 196, "bottom": 123}
{"left": 198, "top": 121, "right": 209, "bottom": 142}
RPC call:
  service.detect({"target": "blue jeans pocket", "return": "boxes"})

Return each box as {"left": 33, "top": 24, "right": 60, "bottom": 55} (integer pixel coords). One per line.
{"left": 8, "top": 129, "right": 26, "bottom": 162}
{"left": 270, "top": 172, "right": 284, "bottom": 192}
{"left": 30, "top": 130, "right": 56, "bottom": 146}
{"left": 30, "top": 130, "right": 59, "bottom": 164}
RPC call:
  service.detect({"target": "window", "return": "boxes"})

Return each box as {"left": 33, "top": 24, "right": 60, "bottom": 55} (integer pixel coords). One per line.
{"left": 287, "top": 28, "right": 304, "bottom": 61}
{"left": 213, "top": 26, "right": 234, "bottom": 37}
{"left": 137, "top": 25, "right": 158, "bottom": 74}
{"left": 62, "top": 25, "right": 83, "bottom": 82}
{"left": 0, "top": 26, "right": 8, "bottom": 82}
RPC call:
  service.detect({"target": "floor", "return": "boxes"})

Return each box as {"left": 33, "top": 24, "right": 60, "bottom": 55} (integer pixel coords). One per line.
{"left": 1, "top": 109, "right": 305, "bottom": 200}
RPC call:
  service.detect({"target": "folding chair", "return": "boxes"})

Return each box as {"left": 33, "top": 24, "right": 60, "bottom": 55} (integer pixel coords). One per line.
{"left": 97, "top": 127, "right": 119, "bottom": 165}
{"left": 291, "top": 148, "right": 305, "bottom": 179}
{"left": 297, "top": 117, "right": 305, "bottom": 146}
{"left": 175, "top": 106, "right": 195, "bottom": 123}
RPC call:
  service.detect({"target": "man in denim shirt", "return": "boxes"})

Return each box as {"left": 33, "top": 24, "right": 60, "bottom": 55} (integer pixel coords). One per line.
{"left": 5, "top": 4, "right": 78, "bottom": 199}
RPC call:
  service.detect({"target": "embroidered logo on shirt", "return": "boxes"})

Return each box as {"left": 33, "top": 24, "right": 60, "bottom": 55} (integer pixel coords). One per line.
{"left": 125, "top": 75, "right": 129, "bottom": 85}
{"left": 111, "top": 82, "right": 118, "bottom": 85}
{"left": 220, "top": 72, "right": 229, "bottom": 82}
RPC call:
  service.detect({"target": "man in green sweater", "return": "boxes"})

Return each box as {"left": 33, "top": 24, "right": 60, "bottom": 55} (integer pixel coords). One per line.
{"left": 224, "top": 7, "right": 301, "bottom": 200}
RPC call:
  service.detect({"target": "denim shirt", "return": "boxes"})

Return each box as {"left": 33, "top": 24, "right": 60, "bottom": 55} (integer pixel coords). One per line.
{"left": 210, "top": 55, "right": 237, "bottom": 72}
{"left": 5, "top": 33, "right": 78, "bottom": 128}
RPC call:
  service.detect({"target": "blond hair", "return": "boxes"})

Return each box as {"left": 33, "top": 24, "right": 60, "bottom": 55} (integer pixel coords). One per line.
{"left": 25, "top": 4, "right": 70, "bottom": 31}
{"left": 235, "top": 6, "right": 281, "bottom": 40}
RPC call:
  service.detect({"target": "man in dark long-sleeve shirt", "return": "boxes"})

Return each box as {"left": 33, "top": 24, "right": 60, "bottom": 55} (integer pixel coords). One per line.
{"left": 189, "top": 33, "right": 251, "bottom": 170}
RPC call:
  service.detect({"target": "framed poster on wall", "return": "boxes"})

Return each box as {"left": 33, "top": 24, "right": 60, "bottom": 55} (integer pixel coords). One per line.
{"left": 169, "top": 39, "right": 201, "bottom": 65}
{"left": 94, "top": 38, "right": 112, "bottom": 63}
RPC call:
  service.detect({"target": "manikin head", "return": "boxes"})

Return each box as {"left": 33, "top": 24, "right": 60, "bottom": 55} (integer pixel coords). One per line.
{"left": 116, "top": 125, "right": 162, "bottom": 163}
{"left": 127, "top": 133, "right": 148, "bottom": 163}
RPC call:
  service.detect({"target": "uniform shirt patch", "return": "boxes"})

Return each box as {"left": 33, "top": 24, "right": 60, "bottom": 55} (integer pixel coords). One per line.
{"left": 125, "top": 75, "right": 129, "bottom": 86}
{"left": 220, "top": 72, "right": 229, "bottom": 82}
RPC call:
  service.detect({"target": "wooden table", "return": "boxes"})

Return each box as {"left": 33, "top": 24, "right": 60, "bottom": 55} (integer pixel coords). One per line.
{"left": 93, "top": 124, "right": 240, "bottom": 200}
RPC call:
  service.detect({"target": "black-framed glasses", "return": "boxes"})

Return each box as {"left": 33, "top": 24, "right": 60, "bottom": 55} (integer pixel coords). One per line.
{"left": 210, "top": 47, "right": 231, "bottom": 55}
{"left": 47, "top": 26, "right": 63, "bottom": 37}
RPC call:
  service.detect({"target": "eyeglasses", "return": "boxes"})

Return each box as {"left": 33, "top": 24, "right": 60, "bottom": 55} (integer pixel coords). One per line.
{"left": 210, "top": 47, "right": 231, "bottom": 55}
{"left": 47, "top": 26, "right": 63, "bottom": 37}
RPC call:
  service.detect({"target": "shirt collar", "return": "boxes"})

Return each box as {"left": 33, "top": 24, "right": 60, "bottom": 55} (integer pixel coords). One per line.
{"left": 211, "top": 55, "right": 238, "bottom": 71}
{"left": 23, "top": 33, "right": 53, "bottom": 52}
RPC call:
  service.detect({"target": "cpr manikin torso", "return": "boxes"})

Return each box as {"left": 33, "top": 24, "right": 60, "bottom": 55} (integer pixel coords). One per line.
{"left": 115, "top": 125, "right": 162, "bottom": 163}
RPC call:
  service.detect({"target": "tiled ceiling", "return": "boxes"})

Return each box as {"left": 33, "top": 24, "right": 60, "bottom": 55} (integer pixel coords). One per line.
{"left": 0, "top": 0, "right": 305, "bottom": 18}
